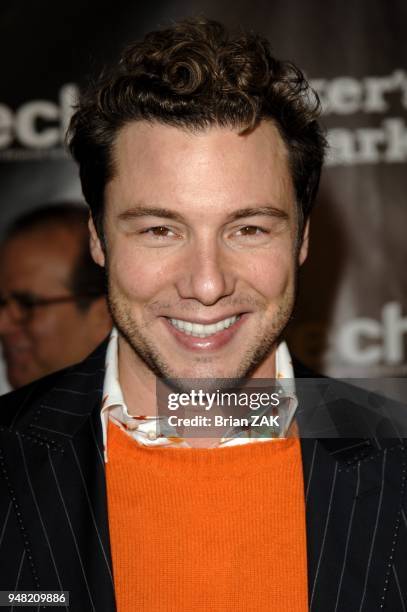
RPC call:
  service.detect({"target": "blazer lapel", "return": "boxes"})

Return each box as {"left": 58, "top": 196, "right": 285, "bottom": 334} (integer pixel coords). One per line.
{"left": 3, "top": 340, "right": 116, "bottom": 611}
{"left": 296, "top": 368, "right": 407, "bottom": 611}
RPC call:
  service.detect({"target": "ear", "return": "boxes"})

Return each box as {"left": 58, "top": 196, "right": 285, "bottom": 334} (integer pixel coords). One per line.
{"left": 88, "top": 216, "right": 105, "bottom": 267}
{"left": 298, "top": 218, "right": 310, "bottom": 266}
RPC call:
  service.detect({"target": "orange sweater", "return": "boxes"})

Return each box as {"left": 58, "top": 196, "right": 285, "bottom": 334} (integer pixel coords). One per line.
{"left": 106, "top": 420, "right": 308, "bottom": 611}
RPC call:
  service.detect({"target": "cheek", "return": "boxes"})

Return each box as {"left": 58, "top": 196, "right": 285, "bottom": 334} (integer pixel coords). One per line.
{"left": 241, "top": 248, "right": 296, "bottom": 298}
{"left": 24, "top": 315, "right": 63, "bottom": 363}
{"left": 27, "top": 313, "right": 58, "bottom": 341}
{"left": 109, "top": 245, "right": 173, "bottom": 301}
{"left": 27, "top": 308, "right": 82, "bottom": 344}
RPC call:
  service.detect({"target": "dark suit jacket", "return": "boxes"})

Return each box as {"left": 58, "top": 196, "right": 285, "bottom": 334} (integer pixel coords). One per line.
{"left": 0, "top": 339, "right": 406, "bottom": 611}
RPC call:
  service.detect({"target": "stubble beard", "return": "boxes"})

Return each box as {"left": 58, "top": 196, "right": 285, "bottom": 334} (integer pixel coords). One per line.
{"left": 107, "top": 277, "right": 297, "bottom": 390}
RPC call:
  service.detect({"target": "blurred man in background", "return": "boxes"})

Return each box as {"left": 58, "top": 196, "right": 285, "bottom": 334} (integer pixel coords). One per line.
{"left": 0, "top": 203, "right": 112, "bottom": 388}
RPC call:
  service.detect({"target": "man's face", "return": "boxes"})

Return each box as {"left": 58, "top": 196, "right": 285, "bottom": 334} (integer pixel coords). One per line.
{"left": 90, "top": 120, "right": 309, "bottom": 381}
{"left": 0, "top": 226, "right": 107, "bottom": 388}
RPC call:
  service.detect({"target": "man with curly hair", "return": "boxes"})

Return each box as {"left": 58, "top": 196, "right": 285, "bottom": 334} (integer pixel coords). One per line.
{"left": 0, "top": 18, "right": 406, "bottom": 612}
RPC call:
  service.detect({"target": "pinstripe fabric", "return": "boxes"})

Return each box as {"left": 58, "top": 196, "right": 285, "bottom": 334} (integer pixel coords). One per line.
{"left": 391, "top": 565, "right": 407, "bottom": 612}
{"left": 0, "top": 501, "right": 12, "bottom": 551}
{"left": 333, "top": 462, "right": 361, "bottom": 612}
{"left": 0, "top": 343, "right": 406, "bottom": 611}
{"left": 0, "top": 340, "right": 115, "bottom": 612}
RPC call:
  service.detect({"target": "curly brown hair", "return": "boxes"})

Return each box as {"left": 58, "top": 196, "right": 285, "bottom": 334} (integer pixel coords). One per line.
{"left": 67, "top": 18, "right": 326, "bottom": 240}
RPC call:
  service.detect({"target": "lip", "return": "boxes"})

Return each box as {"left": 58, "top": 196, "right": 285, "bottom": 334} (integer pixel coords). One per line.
{"left": 167, "top": 313, "right": 246, "bottom": 325}
{"left": 162, "top": 312, "right": 249, "bottom": 351}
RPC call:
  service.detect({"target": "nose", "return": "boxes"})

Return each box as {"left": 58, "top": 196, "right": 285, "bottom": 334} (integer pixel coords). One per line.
{"left": 176, "top": 237, "right": 236, "bottom": 306}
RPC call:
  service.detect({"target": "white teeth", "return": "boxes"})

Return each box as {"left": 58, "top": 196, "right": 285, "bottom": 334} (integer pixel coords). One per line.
{"left": 169, "top": 315, "right": 240, "bottom": 337}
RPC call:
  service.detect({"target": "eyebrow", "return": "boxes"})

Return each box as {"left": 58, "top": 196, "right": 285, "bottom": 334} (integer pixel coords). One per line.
{"left": 117, "top": 205, "right": 289, "bottom": 223}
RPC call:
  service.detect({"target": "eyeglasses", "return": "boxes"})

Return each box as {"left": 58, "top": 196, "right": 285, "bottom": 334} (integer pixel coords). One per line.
{"left": 0, "top": 291, "right": 104, "bottom": 322}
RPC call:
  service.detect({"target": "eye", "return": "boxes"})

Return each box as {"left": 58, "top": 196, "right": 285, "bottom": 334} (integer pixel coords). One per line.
{"left": 143, "top": 226, "right": 176, "bottom": 238}
{"left": 14, "top": 293, "right": 39, "bottom": 309}
{"left": 236, "top": 225, "right": 268, "bottom": 237}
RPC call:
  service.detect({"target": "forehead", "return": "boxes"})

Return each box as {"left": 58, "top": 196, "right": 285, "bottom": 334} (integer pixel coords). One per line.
{"left": 107, "top": 120, "right": 295, "bottom": 215}
{"left": 0, "top": 227, "right": 80, "bottom": 291}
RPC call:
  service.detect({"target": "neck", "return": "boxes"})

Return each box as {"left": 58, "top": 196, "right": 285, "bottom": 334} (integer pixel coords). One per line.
{"left": 117, "top": 335, "right": 158, "bottom": 417}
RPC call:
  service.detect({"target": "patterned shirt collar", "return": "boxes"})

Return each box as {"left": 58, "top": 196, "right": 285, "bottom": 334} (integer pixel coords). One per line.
{"left": 101, "top": 327, "right": 297, "bottom": 461}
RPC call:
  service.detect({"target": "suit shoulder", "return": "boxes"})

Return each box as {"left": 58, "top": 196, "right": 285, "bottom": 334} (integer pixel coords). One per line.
{"left": 0, "top": 366, "right": 75, "bottom": 429}
{"left": 0, "top": 337, "right": 108, "bottom": 430}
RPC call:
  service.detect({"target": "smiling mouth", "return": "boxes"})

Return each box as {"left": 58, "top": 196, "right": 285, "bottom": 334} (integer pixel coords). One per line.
{"left": 168, "top": 315, "right": 242, "bottom": 338}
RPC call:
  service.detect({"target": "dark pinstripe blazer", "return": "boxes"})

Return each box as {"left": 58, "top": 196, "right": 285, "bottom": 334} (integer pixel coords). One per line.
{"left": 0, "top": 340, "right": 406, "bottom": 611}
